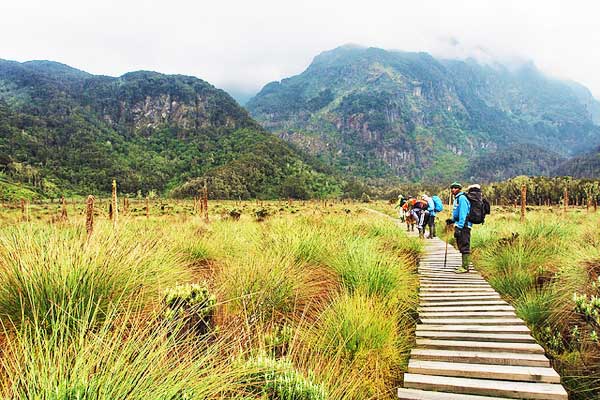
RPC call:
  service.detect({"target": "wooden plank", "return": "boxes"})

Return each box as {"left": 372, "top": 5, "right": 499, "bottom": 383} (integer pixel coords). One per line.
{"left": 419, "top": 311, "right": 516, "bottom": 318}
{"left": 420, "top": 288, "right": 495, "bottom": 292}
{"left": 397, "top": 388, "right": 507, "bottom": 400}
{"left": 403, "top": 374, "right": 567, "bottom": 399}
{"left": 416, "top": 324, "right": 530, "bottom": 333}
{"left": 410, "top": 349, "right": 549, "bottom": 367}
{"left": 420, "top": 293, "right": 501, "bottom": 298}
{"left": 418, "top": 305, "right": 514, "bottom": 312}
{"left": 408, "top": 360, "right": 560, "bottom": 383}
{"left": 420, "top": 300, "right": 509, "bottom": 307}
{"left": 415, "top": 339, "right": 545, "bottom": 354}
{"left": 420, "top": 284, "right": 492, "bottom": 288}
{"left": 416, "top": 331, "right": 536, "bottom": 343}
{"left": 420, "top": 317, "right": 523, "bottom": 325}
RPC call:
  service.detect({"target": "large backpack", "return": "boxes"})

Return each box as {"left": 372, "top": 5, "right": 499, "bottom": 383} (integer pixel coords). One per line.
{"left": 432, "top": 195, "right": 444, "bottom": 213}
{"left": 465, "top": 186, "right": 491, "bottom": 224}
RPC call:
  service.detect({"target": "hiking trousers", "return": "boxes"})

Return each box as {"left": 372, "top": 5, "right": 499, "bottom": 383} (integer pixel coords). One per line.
{"left": 428, "top": 215, "right": 436, "bottom": 237}
{"left": 412, "top": 210, "right": 429, "bottom": 231}
{"left": 454, "top": 226, "right": 471, "bottom": 254}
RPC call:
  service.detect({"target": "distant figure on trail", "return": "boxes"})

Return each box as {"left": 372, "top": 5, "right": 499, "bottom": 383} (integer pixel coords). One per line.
{"left": 402, "top": 197, "right": 417, "bottom": 232}
{"left": 422, "top": 194, "right": 435, "bottom": 239}
{"left": 412, "top": 197, "right": 430, "bottom": 239}
{"left": 394, "top": 194, "right": 406, "bottom": 222}
{"left": 423, "top": 193, "right": 444, "bottom": 239}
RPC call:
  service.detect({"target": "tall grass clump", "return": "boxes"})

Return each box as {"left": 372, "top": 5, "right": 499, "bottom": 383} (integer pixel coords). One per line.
{"left": 328, "top": 237, "right": 417, "bottom": 303}
{"left": 307, "top": 291, "right": 413, "bottom": 397}
{"left": 0, "top": 305, "right": 255, "bottom": 399}
{"left": 0, "top": 222, "right": 189, "bottom": 330}
{"left": 219, "top": 250, "right": 332, "bottom": 325}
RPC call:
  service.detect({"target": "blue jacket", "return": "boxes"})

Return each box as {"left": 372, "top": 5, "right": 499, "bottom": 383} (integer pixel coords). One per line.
{"left": 427, "top": 198, "right": 436, "bottom": 217}
{"left": 453, "top": 192, "right": 472, "bottom": 229}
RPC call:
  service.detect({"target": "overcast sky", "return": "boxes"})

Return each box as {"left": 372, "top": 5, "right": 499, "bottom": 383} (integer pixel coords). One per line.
{"left": 2, "top": 0, "right": 599, "bottom": 99}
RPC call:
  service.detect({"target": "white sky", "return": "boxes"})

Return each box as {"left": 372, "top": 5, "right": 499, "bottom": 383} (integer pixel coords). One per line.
{"left": 1, "top": 0, "right": 599, "bottom": 98}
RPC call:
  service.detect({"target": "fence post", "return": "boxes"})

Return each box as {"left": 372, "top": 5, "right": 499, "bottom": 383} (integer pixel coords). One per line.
{"left": 203, "top": 182, "right": 209, "bottom": 223}
{"left": 61, "top": 196, "right": 68, "bottom": 221}
{"left": 520, "top": 184, "right": 527, "bottom": 222}
{"left": 111, "top": 180, "right": 118, "bottom": 229}
{"left": 86, "top": 195, "right": 95, "bottom": 238}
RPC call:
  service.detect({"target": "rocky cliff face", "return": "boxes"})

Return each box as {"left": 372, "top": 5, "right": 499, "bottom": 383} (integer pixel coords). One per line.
{"left": 247, "top": 45, "right": 600, "bottom": 182}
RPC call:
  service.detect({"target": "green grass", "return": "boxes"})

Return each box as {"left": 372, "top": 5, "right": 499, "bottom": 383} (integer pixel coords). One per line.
{"left": 471, "top": 209, "right": 600, "bottom": 399}
{"left": 0, "top": 202, "right": 421, "bottom": 399}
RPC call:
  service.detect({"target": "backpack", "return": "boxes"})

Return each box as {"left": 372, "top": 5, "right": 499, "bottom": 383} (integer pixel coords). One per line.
{"left": 465, "top": 186, "right": 491, "bottom": 224}
{"left": 413, "top": 199, "right": 428, "bottom": 210}
{"left": 432, "top": 195, "right": 444, "bottom": 213}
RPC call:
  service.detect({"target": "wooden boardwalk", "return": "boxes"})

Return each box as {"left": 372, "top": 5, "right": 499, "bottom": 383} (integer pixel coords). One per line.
{"left": 397, "top": 233, "right": 568, "bottom": 400}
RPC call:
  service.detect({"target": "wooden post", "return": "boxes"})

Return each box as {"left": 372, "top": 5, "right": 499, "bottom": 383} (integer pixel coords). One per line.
{"left": 86, "top": 195, "right": 94, "bottom": 238}
{"left": 564, "top": 188, "right": 569, "bottom": 212}
{"left": 145, "top": 197, "right": 150, "bottom": 218}
{"left": 520, "top": 184, "right": 526, "bottom": 222}
{"left": 203, "top": 182, "right": 209, "bottom": 223}
{"left": 111, "top": 180, "right": 118, "bottom": 229}
{"left": 20, "top": 198, "right": 25, "bottom": 221}
{"left": 61, "top": 196, "right": 68, "bottom": 221}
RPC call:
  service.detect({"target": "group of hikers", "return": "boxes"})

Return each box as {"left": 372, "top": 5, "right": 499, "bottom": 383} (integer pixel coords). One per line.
{"left": 395, "top": 182, "right": 490, "bottom": 273}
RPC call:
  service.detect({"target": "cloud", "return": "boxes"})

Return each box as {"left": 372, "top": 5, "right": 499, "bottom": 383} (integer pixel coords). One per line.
{"left": 1, "top": 0, "right": 599, "bottom": 98}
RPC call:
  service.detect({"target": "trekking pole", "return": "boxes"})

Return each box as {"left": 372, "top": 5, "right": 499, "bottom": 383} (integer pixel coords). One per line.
{"left": 443, "top": 223, "right": 450, "bottom": 269}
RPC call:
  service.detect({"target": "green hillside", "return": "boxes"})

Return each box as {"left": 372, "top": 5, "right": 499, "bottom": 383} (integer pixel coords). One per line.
{"left": 0, "top": 59, "right": 339, "bottom": 198}
{"left": 247, "top": 45, "right": 600, "bottom": 182}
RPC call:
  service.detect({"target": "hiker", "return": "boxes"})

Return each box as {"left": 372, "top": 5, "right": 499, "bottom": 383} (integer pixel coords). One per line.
{"left": 402, "top": 197, "right": 416, "bottom": 232}
{"left": 422, "top": 194, "right": 436, "bottom": 239}
{"left": 446, "top": 182, "right": 472, "bottom": 273}
{"left": 411, "top": 197, "right": 429, "bottom": 239}
{"left": 394, "top": 194, "right": 406, "bottom": 222}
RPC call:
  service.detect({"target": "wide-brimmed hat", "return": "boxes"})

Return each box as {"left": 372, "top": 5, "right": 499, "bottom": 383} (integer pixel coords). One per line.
{"left": 450, "top": 182, "right": 462, "bottom": 189}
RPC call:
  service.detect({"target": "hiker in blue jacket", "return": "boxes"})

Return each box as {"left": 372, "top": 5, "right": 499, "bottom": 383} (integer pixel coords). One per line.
{"left": 445, "top": 182, "right": 472, "bottom": 273}
{"left": 422, "top": 195, "right": 436, "bottom": 239}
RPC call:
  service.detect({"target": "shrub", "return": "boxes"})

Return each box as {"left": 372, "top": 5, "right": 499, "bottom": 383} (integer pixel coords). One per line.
{"left": 229, "top": 208, "right": 242, "bottom": 220}
{"left": 255, "top": 207, "right": 270, "bottom": 222}
{"left": 163, "top": 282, "right": 216, "bottom": 335}
{"left": 241, "top": 354, "right": 327, "bottom": 400}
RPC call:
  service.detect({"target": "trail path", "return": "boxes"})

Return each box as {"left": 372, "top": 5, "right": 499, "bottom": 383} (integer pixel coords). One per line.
{"left": 365, "top": 209, "right": 568, "bottom": 399}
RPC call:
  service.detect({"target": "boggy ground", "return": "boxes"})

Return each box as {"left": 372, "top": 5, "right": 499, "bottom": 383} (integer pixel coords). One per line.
{"left": 0, "top": 200, "right": 422, "bottom": 399}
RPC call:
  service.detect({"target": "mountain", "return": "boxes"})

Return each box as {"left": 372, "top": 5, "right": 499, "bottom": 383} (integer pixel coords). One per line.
{"left": 0, "top": 59, "right": 339, "bottom": 198}
{"left": 247, "top": 45, "right": 600, "bottom": 182}
{"left": 552, "top": 147, "right": 600, "bottom": 178}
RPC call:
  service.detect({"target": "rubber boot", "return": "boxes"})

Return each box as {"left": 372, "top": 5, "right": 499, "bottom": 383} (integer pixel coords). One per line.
{"left": 456, "top": 253, "right": 470, "bottom": 274}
